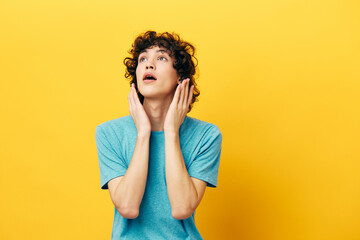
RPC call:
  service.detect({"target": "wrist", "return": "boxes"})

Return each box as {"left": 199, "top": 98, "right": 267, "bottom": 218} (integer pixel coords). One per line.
{"left": 137, "top": 130, "right": 151, "bottom": 138}
{"left": 164, "top": 129, "right": 179, "bottom": 137}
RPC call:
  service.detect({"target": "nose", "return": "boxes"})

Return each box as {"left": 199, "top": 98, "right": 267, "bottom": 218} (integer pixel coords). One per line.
{"left": 145, "top": 59, "right": 155, "bottom": 70}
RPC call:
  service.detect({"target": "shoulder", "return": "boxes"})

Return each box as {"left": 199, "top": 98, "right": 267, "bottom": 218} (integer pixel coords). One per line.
{"left": 97, "top": 115, "right": 133, "bottom": 129}
{"left": 181, "top": 116, "right": 222, "bottom": 140}
{"left": 184, "top": 116, "right": 221, "bottom": 133}
{"left": 95, "top": 115, "right": 135, "bottom": 137}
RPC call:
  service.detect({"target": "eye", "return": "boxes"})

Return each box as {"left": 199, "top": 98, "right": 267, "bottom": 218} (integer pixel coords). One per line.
{"left": 139, "top": 57, "right": 146, "bottom": 62}
{"left": 159, "top": 56, "right": 167, "bottom": 61}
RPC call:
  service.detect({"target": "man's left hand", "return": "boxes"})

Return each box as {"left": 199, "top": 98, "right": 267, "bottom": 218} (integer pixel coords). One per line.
{"left": 164, "top": 78, "right": 194, "bottom": 134}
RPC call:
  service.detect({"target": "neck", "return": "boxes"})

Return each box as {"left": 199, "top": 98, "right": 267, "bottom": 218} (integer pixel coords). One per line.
{"left": 143, "top": 95, "right": 173, "bottom": 132}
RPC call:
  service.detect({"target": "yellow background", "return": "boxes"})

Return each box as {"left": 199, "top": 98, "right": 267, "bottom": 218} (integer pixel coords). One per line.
{"left": 1, "top": 0, "right": 359, "bottom": 239}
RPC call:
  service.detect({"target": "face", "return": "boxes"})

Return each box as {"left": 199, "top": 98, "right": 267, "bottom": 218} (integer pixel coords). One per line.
{"left": 135, "top": 46, "right": 180, "bottom": 100}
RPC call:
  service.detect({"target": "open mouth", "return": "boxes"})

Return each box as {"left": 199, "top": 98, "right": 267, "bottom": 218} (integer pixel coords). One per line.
{"left": 143, "top": 73, "right": 157, "bottom": 81}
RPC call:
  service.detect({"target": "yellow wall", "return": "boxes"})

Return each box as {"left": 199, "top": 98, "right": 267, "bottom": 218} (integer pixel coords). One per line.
{"left": 1, "top": 0, "right": 359, "bottom": 239}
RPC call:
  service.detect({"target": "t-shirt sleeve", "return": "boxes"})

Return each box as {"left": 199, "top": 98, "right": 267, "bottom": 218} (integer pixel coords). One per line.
{"left": 187, "top": 125, "right": 223, "bottom": 188}
{"left": 95, "top": 125, "right": 127, "bottom": 190}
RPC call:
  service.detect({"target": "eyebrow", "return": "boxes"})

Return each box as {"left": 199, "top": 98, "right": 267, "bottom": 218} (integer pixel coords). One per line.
{"left": 139, "top": 49, "right": 170, "bottom": 55}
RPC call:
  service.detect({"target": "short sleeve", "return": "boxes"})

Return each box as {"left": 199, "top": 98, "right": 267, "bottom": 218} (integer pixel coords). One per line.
{"left": 95, "top": 125, "right": 127, "bottom": 190}
{"left": 187, "top": 125, "right": 223, "bottom": 188}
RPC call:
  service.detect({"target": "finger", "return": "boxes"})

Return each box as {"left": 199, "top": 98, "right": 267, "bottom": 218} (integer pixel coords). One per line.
{"left": 183, "top": 79, "right": 189, "bottom": 108}
{"left": 132, "top": 85, "right": 146, "bottom": 115}
{"left": 173, "top": 82, "right": 181, "bottom": 104}
{"left": 128, "top": 84, "right": 134, "bottom": 113}
{"left": 178, "top": 80, "right": 186, "bottom": 106}
{"left": 128, "top": 88, "right": 131, "bottom": 103}
{"left": 128, "top": 83, "right": 133, "bottom": 98}
{"left": 187, "top": 85, "right": 194, "bottom": 106}
{"left": 131, "top": 84, "right": 138, "bottom": 105}
{"left": 132, "top": 84, "right": 140, "bottom": 105}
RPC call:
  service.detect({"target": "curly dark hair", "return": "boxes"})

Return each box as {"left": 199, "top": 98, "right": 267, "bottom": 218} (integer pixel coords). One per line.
{"left": 123, "top": 30, "right": 200, "bottom": 112}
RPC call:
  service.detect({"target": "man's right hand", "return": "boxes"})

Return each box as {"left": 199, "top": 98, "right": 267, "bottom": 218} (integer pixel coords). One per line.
{"left": 128, "top": 83, "right": 151, "bottom": 135}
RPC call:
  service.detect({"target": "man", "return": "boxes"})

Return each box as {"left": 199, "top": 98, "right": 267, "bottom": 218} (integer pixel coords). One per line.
{"left": 95, "top": 31, "right": 222, "bottom": 239}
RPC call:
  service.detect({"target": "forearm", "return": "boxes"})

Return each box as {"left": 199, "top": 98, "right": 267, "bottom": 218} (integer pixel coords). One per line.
{"left": 114, "top": 133, "right": 150, "bottom": 214}
{"left": 165, "top": 132, "right": 198, "bottom": 219}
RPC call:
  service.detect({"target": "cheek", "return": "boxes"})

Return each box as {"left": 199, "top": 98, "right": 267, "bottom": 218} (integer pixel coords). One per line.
{"left": 135, "top": 67, "right": 140, "bottom": 80}
{"left": 165, "top": 67, "right": 179, "bottom": 82}
{"left": 136, "top": 68, "right": 145, "bottom": 87}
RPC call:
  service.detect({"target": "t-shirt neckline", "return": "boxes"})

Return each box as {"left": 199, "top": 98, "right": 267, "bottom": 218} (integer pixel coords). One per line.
{"left": 150, "top": 115, "right": 189, "bottom": 134}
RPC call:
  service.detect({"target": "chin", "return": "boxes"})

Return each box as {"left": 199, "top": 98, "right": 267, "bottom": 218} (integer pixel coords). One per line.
{"left": 140, "top": 88, "right": 174, "bottom": 100}
{"left": 139, "top": 87, "right": 161, "bottom": 98}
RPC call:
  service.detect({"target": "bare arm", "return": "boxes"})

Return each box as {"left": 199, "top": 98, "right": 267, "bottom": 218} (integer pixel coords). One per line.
{"left": 108, "top": 132, "right": 150, "bottom": 219}
{"left": 165, "top": 132, "right": 207, "bottom": 220}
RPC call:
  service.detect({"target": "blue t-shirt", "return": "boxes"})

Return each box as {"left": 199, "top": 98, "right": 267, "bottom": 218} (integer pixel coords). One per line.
{"left": 95, "top": 115, "right": 222, "bottom": 240}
